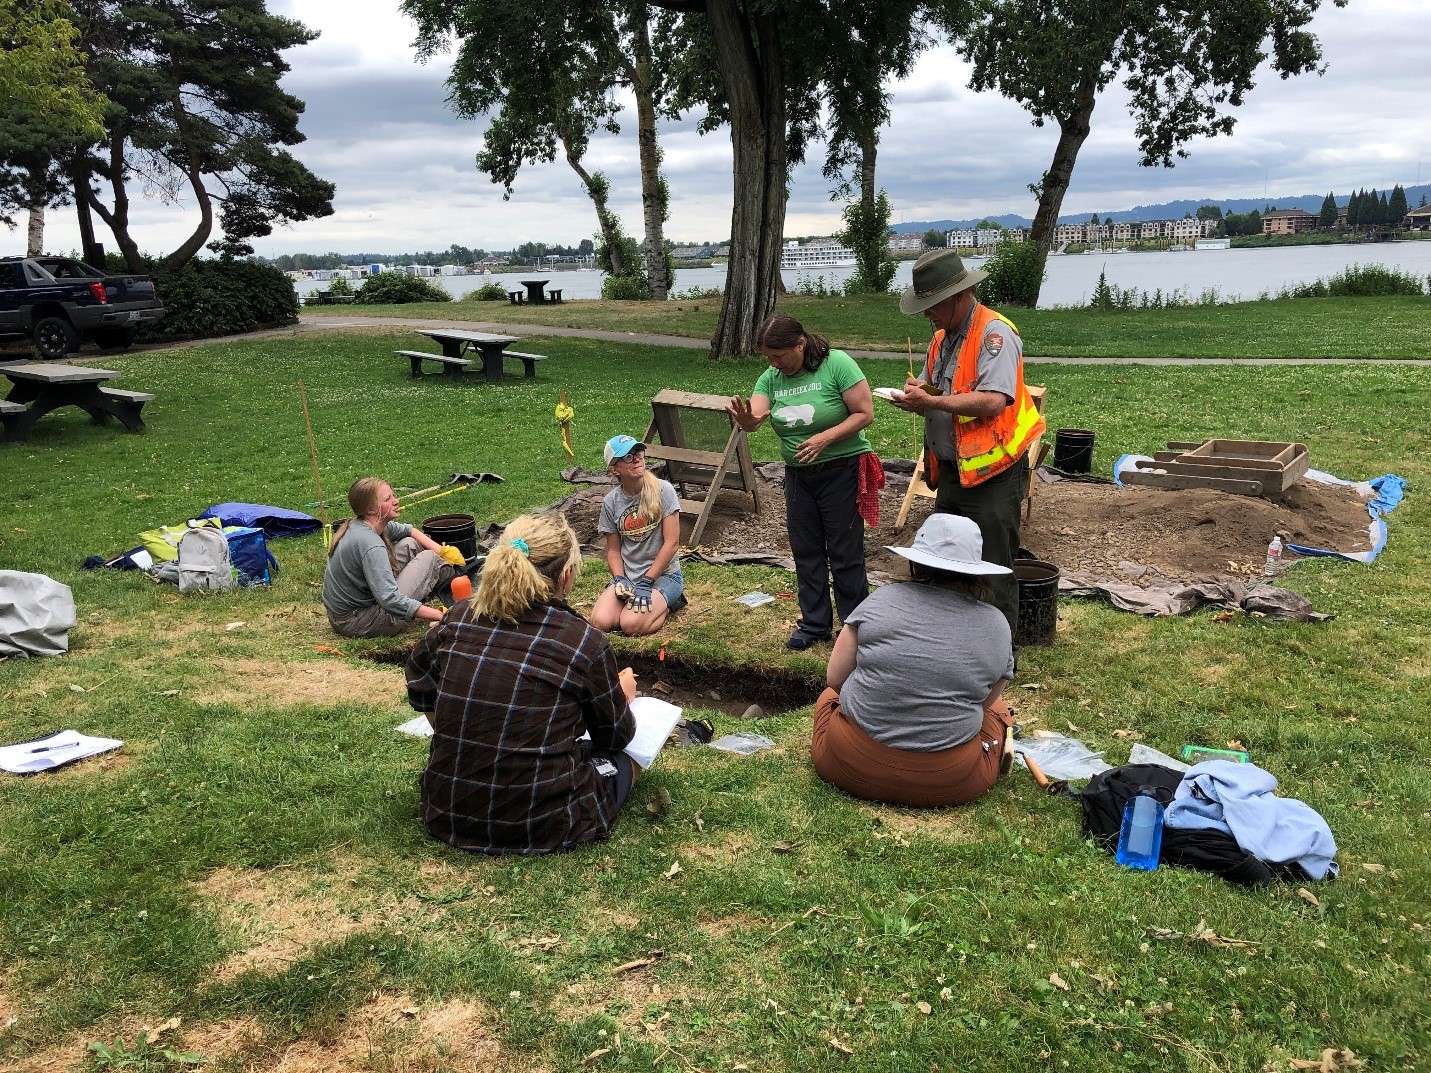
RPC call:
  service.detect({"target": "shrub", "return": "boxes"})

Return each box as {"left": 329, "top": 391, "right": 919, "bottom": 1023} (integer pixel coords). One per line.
{"left": 465, "top": 281, "right": 509, "bottom": 302}
{"left": 602, "top": 274, "right": 650, "bottom": 301}
{"left": 975, "top": 239, "right": 1045, "bottom": 307}
{"left": 141, "top": 259, "right": 299, "bottom": 340}
{"left": 326, "top": 275, "right": 354, "bottom": 297}
{"left": 670, "top": 285, "right": 722, "bottom": 300}
{"left": 1277, "top": 264, "right": 1427, "bottom": 300}
{"left": 355, "top": 272, "right": 451, "bottom": 304}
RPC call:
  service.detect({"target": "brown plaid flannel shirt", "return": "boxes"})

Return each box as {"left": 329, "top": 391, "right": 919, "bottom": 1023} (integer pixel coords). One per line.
{"left": 407, "top": 599, "right": 635, "bottom": 855}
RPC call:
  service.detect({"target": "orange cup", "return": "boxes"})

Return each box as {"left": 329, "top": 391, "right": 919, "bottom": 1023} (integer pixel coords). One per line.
{"left": 450, "top": 575, "right": 473, "bottom": 602}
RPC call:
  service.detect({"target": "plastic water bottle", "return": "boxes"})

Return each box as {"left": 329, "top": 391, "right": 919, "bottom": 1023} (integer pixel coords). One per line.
{"left": 1264, "top": 535, "right": 1283, "bottom": 577}
{"left": 1115, "top": 794, "right": 1164, "bottom": 871}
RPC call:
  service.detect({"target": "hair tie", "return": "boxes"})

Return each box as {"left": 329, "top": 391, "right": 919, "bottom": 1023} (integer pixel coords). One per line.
{"left": 509, "top": 537, "right": 529, "bottom": 556}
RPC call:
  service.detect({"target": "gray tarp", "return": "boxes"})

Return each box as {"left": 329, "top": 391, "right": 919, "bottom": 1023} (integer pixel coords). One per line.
{"left": 0, "top": 571, "right": 77, "bottom": 658}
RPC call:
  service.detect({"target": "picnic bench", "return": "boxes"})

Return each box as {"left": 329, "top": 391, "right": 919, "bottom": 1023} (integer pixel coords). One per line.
{"left": 2, "top": 361, "right": 154, "bottom": 443}
{"left": 395, "top": 350, "right": 472, "bottom": 378}
{"left": 507, "top": 290, "right": 525, "bottom": 305}
{"left": 519, "top": 279, "right": 550, "bottom": 303}
{"left": 406, "top": 329, "right": 547, "bottom": 383}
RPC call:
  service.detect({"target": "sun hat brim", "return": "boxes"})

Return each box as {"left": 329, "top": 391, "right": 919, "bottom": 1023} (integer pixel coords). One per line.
{"left": 886, "top": 544, "right": 1012, "bottom": 576}
{"left": 898, "top": 266, "right": 989, "bottom": 314}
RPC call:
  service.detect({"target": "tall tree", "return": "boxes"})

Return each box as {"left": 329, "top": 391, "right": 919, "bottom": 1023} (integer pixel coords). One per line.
{"left": 406, "top": 1, "right": 682, "bottom": 298}
{"left": 1319, "top": 191, "right": 1338, "bottom": 229}
{"left": 1388, "top": 184, "right": 1408, "bottom": 225}
{"left": 949, "top": 0, "right": 1343, "bottom": 306}
{"left": 70, "top": 0, "right": 334, "bottom": 272}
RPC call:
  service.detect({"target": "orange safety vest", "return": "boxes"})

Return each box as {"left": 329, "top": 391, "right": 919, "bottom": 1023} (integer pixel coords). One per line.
{"left": 924, "top": 304, "right": 1046, "bottom": 488}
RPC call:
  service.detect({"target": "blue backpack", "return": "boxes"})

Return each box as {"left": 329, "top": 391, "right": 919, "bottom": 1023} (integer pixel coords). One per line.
{"left": 225, "top": 527, "right": 279, "bottom": 586}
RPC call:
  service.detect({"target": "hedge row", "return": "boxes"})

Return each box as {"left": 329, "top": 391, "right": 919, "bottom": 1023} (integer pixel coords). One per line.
{"left": 139, "top": 259, "right": 299, "bottom": 341}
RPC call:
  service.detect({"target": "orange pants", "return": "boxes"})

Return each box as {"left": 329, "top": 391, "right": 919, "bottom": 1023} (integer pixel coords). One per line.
{"left": 810, "top": 687, "right": 1013, "bottom": 808}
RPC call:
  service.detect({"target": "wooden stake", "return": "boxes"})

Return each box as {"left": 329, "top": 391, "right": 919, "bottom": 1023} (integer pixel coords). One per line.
{"left": 299, "top": 381, "right": 331, "bottom": 548}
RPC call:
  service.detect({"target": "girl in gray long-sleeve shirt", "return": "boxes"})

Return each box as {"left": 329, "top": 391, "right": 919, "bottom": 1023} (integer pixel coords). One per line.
{"left": 321, "top": 477, "right": 454, "bottom": 637}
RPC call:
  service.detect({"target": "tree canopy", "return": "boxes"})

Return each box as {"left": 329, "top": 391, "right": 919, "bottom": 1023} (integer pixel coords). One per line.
{"left": 949, "top": 0, "right": 1344, "bottom": 305}
{"left": 70, "top": 0, "right": 333, "bottom": 271}
{"left": 1319, "top": 192, "right": 1338, "bottom": 228}
{"left": 0, "top": 1, "right": 106, "bottom": 145}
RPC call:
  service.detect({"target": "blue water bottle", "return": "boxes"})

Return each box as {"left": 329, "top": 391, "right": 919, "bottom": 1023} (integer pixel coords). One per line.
{"left": 1115, "top": 794, "right": 1164, "bottom": 871}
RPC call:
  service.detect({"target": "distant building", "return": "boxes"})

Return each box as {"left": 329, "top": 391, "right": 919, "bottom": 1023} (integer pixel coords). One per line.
{"left": 888, "top": 233, "right": 925, "bottom": 252}
{"left": 1262, "top": 209, "right": 1319, "bottom": 236}
{"left": 1403, "top": 206, "right": 1431, "bottom": 231}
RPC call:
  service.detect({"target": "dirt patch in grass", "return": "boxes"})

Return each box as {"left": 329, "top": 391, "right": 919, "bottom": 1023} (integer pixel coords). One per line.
{"left": 198, "top": 857, "right": 406, "bottom": 983}
{"left": 868, "top": 805, "right": 981, "bottom": 843}
{"left": 557, "top": 462, "right": 1376, "bottom": 589}
{"left": 194, "top": 658, "right": 403, "bottom": 709}
{"left": 555, "top": 970, "right": 697, "bottom": 1028}
{"left": 229, "top": 992, "right": 504, "bottom": 1072}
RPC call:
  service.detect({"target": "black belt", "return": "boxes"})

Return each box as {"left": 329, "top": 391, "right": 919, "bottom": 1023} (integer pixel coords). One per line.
{"left": 789, "top": 454, "right": 861, "bottom": 474}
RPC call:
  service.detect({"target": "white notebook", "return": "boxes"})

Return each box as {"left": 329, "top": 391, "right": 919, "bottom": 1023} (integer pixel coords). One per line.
{"left": 0, "top": 730, "right": 124, "bottom": 774}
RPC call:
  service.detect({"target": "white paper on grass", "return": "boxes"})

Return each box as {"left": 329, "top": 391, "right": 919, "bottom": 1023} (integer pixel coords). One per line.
{"left": 0, "top": 730, "right": 124, "bottom": 774}
{"left": 625, "top": 696, "right": 684, "bottom": 769}
{"left": 396, "top": 714, "right": 434, "bottom": 737}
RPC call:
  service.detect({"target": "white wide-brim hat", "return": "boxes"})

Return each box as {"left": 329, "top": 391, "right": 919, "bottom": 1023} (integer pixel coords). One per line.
{"left": 886, "top": 514, "right": 1012, "bottom": 575}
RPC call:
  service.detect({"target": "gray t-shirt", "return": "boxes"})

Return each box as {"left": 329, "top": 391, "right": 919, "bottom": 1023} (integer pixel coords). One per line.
{"left": 322, "top": 520, "right": 419, "bottom": 619}
{"left": 839, "top": 581, "right": 1014, "bottom": 751}
{"left": 926, "top": 302, "right": 1022, "bottom": 461}
{"left": 598, "top": 479, "right": 682, "bottom": 580}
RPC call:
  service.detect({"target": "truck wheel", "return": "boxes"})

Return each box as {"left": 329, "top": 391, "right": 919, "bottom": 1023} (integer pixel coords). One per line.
{"left": 94, "top": 327, "right": 137, "bottom": 352}
{"left": 35, "top": 317, "right": 80, "bottom": 360}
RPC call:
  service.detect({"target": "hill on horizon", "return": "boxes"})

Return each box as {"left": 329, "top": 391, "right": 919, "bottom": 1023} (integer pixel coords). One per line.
{"left": 889, "top": 183, "right": 1431, "bottom": 233}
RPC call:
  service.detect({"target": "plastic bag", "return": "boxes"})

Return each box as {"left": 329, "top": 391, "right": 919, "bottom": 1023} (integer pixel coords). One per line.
{"left": 1014, "top": 732, "right": 1109, "bottom": 781}
{"left": 709, "top": 732, "right": 776, "bottom": 756}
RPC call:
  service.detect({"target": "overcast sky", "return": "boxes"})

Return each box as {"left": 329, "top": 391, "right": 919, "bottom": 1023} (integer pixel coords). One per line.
{"left": 34, "top": 0, "right": 1431, "bottom": 257}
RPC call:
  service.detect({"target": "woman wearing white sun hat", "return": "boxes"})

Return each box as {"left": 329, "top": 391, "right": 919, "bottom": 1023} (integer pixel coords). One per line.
{"left": 811, "top": 513, "right": 1016, "bottom": 807}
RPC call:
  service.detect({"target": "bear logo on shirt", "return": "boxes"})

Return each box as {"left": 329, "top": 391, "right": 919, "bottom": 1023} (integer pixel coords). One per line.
{"left": 774, "top": 403, "right": 816, "bottom": 427}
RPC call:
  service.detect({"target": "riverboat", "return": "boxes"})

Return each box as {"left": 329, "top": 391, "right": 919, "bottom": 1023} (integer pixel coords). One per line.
{"left": 781, "top": 239, "right": 856, "bottom": 270}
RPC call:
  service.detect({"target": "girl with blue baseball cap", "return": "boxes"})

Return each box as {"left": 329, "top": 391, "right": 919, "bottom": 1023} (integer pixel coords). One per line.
{"left": 590, "top": 435, "right": 686, "bottom": 635}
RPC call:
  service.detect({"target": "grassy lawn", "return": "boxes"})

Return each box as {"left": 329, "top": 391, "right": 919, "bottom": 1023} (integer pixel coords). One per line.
{"left": 1, "top": 329, "right": 1427, "bottom": 1072}
{"left": 307, "top": 292, "right": 1431, "bottom": 359}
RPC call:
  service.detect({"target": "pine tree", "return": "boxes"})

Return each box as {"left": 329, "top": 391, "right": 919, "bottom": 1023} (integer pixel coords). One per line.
{"left": 1319, "top": 192, "right": 1338, "bottom": 229}
{"left": 1388, "top": 184, "right": 1408, "bottom": 225}
{"left": 1347, "top": 189, "right": 1361, "bottom": 228}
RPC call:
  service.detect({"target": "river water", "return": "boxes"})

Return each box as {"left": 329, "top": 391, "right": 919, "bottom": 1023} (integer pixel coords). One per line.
{"left": 295, "top": 241, "right": 1431, "bottom": 309}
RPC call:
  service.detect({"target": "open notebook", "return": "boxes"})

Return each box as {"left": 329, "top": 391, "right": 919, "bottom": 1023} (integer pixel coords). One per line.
{"left": 397, "top": 695, "right": 685, "bottom": 770}
{"left": 0, "top": 730, "right": 124, "bottom": 774}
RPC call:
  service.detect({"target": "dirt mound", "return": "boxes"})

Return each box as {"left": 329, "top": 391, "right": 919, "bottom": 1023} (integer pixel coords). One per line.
{"left": 559, "top": 462, "right": 1373, "bottom": 587}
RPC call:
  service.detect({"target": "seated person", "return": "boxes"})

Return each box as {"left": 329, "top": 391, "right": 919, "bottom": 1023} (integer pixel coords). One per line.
{"left": 811, "top": 513, "right": 1015, "bottom": 808}
{"left": 589, "top": 435, "right": 685, "bottom": 636}
{"left": 322, "top": 477, "right": 457, "bottom": 638}
{"left": 407, "top": 512, "right": 640, "bottom": 855}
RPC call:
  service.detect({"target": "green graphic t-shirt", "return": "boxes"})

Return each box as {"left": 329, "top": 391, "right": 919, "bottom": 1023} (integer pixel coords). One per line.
{"left": 752, "top": 349, "right": 870, "bottom": 467}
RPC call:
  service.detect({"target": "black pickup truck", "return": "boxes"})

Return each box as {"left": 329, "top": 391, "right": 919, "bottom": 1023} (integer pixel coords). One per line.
{"left": 0, "top": 256, "right": 165, "bottom": 360}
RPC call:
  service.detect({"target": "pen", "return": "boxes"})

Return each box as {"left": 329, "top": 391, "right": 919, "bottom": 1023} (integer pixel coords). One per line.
{"left": 27, "top": 743, "right": 73, "bottom": 753}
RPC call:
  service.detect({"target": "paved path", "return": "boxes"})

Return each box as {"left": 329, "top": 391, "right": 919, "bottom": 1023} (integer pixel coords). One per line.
{"left": 95, "top": 314, "right": 1427, "bottom": 366}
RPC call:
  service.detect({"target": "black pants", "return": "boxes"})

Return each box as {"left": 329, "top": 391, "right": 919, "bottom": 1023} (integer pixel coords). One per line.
{"left": 785, "top": 455, "right": 869, "bottom": 639}
{"left": 934, "top": 453, "right": 1028, "bottom": 636}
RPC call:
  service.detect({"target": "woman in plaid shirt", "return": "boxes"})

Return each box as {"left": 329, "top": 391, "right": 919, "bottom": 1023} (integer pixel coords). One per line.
{"left": 407, "top": 513, "right": 639, "bottom": 855}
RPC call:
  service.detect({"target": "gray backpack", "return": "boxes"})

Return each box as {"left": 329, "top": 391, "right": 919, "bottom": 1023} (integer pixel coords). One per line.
{"left": 177, "top": 526, "right": 236, "bottom": 593}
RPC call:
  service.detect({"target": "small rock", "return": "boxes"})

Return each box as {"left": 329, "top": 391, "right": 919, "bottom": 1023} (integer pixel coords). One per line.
{"left": 741, "top": 704, "right": 764, "bottom": 720}
{"left": 709, "top": 690, "right": 722, "bottom": 701}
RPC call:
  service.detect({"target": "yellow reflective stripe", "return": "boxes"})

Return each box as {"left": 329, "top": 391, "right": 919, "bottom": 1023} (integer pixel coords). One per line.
{"left": 956, "top": 396, "right": 1044, "bottom": 473}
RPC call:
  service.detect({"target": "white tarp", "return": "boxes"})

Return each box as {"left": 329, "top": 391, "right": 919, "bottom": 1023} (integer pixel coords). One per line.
{"left": 0, "top": 571, "right": 77, "bottom": 658}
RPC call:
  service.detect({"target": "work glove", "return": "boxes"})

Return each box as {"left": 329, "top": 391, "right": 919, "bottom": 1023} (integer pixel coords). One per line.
{"left": 629, "top": 576, "right": 654, "bottom": 614}
{"left": 611, "top": 575, "right": 635, "bottom": 600}
{"left": 437, "top": 544, "right": 466, "bottom": 568}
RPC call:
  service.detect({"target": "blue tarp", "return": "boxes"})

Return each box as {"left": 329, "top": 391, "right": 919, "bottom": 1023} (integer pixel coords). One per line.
{"left": 1113, "top": 457, "right": 1405, "bottom": 564}
{"left": 197, "top": 503, "right": 321, "bottom": 539}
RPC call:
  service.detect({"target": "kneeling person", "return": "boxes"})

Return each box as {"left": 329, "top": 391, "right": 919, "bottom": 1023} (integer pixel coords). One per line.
{"left": 811, "top": 514, "right": 1015, "bottom": 808}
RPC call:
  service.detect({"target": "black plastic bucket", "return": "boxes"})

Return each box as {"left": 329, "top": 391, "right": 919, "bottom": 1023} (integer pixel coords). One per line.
{"left": 1014, "top": 558, "right": 1060, "bottom": 647}
{"left": 1053, "top": 428, "right": 1095, "bottom": 473}
{"left": 422, "top": 513, "right": 477, "bottom": 563}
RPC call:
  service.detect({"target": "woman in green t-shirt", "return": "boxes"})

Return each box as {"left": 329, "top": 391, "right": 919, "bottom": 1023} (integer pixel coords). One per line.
{"left": 727, "top": 313, "right": 874, "bottom": 650}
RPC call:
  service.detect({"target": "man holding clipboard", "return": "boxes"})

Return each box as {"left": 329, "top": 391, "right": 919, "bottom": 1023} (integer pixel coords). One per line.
{"left": 886, "top": 249, "right": 1045, "bottom": 635}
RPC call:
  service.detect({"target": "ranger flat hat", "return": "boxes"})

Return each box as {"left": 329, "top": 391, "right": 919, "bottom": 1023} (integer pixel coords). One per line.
{"left": 899, "top": 248, "right": 989, "bottom": 315}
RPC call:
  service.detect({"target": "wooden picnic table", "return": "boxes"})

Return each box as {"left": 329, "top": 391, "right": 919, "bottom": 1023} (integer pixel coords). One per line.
{"left": 413, "top": 328, "right": 531, "bottom": 383}
{"left": 2, "top": 362, "right": 154, "bottom": 443}
{"left": 519, "top": 279, "right": 550, "bottom": 303}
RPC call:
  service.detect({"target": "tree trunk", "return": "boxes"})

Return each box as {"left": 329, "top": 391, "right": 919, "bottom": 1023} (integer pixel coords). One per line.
{"left": 25, "top": 186, "right": 45, "bottom": 257}
{"left": 71, "top": 162, "right": 103, "bottom": 265}
{"left": 707, "top": 0, "right": 786, "bottom": 358}
{"left": 1026, "top": 78, "right": 1097, "bottom": 307}
{"left": 159, "top": 78, "right": 214, "bottom": 273}
{"left": 630, "top": 14, "right": 668, "bottom": 300}
{"left": 89, "top": 128, "right": 144, "bottom": 272}
{"left": 860, "top": 131, "right": 876, "bottom": 216}
{"left": 562, "top": 136, "right": 625, "bottom": 278}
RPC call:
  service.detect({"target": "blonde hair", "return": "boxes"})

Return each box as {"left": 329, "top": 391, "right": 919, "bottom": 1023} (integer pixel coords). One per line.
{"left": 471, "top": 512, "right": 583, "bottom": 623}
{"left": 609, "top": 446, "right": 664, "bottom": 529}
{"left": 328, "top": 477, "right": 397, "bottom": 570}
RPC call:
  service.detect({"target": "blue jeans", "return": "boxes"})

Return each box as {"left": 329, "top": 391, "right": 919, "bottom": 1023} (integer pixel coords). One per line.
{"left": 785, "top": 455, "right": 869, "bottom": 638}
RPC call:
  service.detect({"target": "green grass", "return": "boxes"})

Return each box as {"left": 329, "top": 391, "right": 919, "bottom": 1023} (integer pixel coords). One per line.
{"left": 1, "top": 329, "right": 1428, "bottom": 1072}
{"left": 308, "top": 291, "right": 1431, "bottom": 359}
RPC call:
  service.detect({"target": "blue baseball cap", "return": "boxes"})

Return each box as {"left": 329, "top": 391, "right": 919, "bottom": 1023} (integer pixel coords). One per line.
{"left": 603, "top": 435, "right": 647, "bottom": 466}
